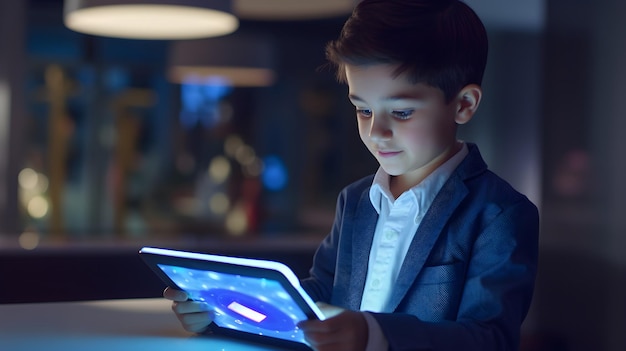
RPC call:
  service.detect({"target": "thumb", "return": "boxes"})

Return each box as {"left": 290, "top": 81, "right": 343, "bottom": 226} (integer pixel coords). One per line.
{"left": 315, "top": 302, "right": 344, "bottom": 319}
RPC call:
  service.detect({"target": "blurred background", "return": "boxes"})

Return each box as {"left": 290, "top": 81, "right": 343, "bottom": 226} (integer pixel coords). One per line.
{"left": 0, "top": 0, "right": 624, "bottom": 350}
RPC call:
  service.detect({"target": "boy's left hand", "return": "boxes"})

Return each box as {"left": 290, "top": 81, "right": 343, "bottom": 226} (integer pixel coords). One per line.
{"left": 298, "top": 303, "right": 368, "bottom": 351}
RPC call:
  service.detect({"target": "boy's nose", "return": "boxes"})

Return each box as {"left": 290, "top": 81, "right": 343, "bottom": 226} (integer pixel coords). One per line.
{"left": 368, "top": 115, "right": 392, "bottom": 141}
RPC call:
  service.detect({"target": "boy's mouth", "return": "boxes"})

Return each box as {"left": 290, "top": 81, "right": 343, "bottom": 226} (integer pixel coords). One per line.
{"left": 377, "top": 150, "right": 402, "bottom": 158}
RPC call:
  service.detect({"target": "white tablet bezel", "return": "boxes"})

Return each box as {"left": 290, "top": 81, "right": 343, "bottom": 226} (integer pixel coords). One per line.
{"left": 139, "top": 246, "right": 324, "bottom": 350}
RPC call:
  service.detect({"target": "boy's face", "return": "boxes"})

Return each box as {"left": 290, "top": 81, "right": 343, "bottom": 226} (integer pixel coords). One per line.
{"left": 345, "top": 63, "right": 465, "bottom": 187}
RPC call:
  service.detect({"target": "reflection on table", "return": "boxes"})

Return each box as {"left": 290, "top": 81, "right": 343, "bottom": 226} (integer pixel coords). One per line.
{"left": 0, "top": 298, "right": 291, "bottom": 351}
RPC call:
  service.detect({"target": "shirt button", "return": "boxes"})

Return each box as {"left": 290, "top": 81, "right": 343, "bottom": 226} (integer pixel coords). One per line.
{"left": 372, "top": 279, "right": 380, "bottom": 287}
{"left": 385, "top": 230, "right": 397, "bottom": 240}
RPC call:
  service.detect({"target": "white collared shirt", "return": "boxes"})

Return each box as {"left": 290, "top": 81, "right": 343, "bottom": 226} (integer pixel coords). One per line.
{"left": 360, "top": 143, "right": 469, "bottom": 312}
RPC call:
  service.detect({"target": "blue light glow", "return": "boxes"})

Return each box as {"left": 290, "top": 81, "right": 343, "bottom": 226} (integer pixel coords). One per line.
{"left": 179, "top": 81, "right": 232, "bottom": 129}
{"left": 261, "top": 156, "right": 288, "bottom": 191}
{"left": 157, "top": 264, "right": 308, "bottom": 343}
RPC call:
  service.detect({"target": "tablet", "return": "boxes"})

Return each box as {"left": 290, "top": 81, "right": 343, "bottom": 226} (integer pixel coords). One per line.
{"left": 139, "top": 246, "right": 324, "bottom": 350}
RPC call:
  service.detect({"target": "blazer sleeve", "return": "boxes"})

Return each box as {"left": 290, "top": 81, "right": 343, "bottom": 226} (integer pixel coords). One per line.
{"left": 300, "top": 189, "right": 346, "bottom": 303}
{"left": 371, "top": 198, "right": 539, "bottom": 351}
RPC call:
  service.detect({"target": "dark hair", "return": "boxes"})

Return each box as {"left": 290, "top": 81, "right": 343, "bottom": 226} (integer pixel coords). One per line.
{"left": 326, "top": 0, "right": 488, "bottom": 102}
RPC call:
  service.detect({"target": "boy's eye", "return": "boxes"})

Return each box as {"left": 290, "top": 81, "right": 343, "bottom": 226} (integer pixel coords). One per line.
{"left": 356, "top": 109, "right": 372, "bottom": 118}
{"left": 392, "top": 110, "right": 414, "bottom": 120}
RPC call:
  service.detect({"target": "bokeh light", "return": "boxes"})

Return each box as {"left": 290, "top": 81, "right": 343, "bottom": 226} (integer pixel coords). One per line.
{"left": 27, "top": 196, "right": 49, "bottom": 219}
{"left": 209, "top": 156, "right": 231, "bottom": 184}
{"left": 18, "top": 231, "right": 40, "bottom": 250}
{"left": 224, "top": 135, "right": 244, "bottom": 158}
{"left": 225, "top": 206, "right": 247, "bottom": 235}
{"left": 262, "top": 156, "right": 288, "bottom": 191}
{"left": 209, "top": 192, "right": 230, "bottom": 215}
{"left": 18, "top": 168, "right": 38, "bottom": 190}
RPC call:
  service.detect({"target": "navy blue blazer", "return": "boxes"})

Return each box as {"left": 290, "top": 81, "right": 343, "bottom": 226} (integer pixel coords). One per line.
{"left": 301, "top": 143, "right": 539, "bottom": 351}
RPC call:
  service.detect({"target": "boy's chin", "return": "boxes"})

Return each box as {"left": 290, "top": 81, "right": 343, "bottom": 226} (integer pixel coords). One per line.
{"left": 379, "top": 165, "right": 405, "bottom": 177}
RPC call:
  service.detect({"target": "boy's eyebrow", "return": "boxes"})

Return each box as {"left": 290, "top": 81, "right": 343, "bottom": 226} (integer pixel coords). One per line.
{"left": 348, "top": 94, "right": 364, "bottom": 102}
{"left": 348, "top": 93, "right": 421, "bottom": 102}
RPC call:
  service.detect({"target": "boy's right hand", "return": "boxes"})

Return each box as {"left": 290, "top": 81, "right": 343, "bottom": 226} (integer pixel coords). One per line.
{"left": 163, "top": 287, "right": 214, "bottom": 333}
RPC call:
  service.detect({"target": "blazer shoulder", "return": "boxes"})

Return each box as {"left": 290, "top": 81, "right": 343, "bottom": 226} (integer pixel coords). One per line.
{"left": 340, "top": 174, "right": 374, "bottom": 196}
{"left": 459, "top": 143, "right": 537, "bottom": 210}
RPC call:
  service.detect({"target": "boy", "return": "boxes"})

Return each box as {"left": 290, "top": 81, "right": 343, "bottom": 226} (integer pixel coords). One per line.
{"left": 165, "top": 0, "right": 539, "bottom": 350}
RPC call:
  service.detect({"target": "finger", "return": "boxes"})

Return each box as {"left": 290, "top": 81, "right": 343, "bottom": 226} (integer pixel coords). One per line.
{"left": 298, "top": 319, "right": 339, "bottom": 334}
{"left": 172, "top": 300, "right": 210, "bottom": 314}
{"left": 315, "top": 302, "right": 344, "bottom": 319}
{"left": 185, "top": 322, "right": 209, "bottom": 334}
{"left": 304, "top": 329, "right": 345, "bottom": 346}
{"left": 315, "top": 302, "right": 333, "bottom": 309}
{"left": 163, "top": 287, "right": 188, "bottom": 302}
{"left": 178, "top": 311, "right": 214, "bottom": 332}
{"left": 299, "top": 311, "right": 367, "bottom": 351}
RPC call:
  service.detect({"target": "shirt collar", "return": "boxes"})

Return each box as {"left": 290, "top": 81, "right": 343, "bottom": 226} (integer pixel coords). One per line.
{"left": 369, "top": 142, "right": 469, "bottom": 215}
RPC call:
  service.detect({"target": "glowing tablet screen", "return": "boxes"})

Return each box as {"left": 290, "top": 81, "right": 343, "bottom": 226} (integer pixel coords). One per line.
{"left": 157, "top": 264, "right": 309, "bottom": 343}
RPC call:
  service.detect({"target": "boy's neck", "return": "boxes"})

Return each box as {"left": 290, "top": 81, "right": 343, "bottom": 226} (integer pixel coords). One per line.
{"left": 389, "top": 141, "right": 463, "bottom": 199}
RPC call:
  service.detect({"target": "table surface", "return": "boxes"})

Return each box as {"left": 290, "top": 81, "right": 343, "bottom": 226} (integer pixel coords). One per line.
{"left": 0, "top": 298, "right": 293, "bottom": 351}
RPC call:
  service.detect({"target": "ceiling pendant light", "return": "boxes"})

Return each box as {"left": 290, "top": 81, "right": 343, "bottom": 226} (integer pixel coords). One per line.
{"left": 63, "top": 0, "right": 239, "bottom": 40}
{"left": 234, "top": 0, "right": 355, "bottom": 20}
{"left": 167, "top": 32, "right": 275, "bottom": 87}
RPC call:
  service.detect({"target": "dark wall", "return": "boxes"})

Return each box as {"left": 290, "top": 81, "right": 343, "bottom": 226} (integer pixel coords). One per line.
{"left": 0, "top": 243, "right": 317, "bottom": 304}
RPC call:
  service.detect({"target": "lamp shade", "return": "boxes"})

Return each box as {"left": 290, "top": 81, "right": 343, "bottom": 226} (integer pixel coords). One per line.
{"left": 168, "top": 32, "right": 275, "bottom": 87}
{"left": 234, "top": 0, "right": 355, "bottom": 20}
{"left": 64, "top": 0, "right": 239, "bottom": 40}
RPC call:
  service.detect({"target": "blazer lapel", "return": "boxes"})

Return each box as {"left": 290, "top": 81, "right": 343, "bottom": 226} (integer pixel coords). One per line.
{"left": 385, "top": 175, "right": 469, "bottom": 312}
{"left": 347, "top": 190, "right": 378, "bottom": 311}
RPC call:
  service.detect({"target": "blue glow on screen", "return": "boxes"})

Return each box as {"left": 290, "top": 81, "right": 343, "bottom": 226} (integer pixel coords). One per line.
{"left": 157, "top": 264, "right": 308, "bottom": 344}
{"left": 261, "top": 156, "right": 288, "bottom": 191}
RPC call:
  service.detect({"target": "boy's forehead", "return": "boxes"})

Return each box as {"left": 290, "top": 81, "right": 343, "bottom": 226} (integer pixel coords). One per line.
{"left": 344, "top": 63, "right": 435, "bottom": 98}
{"left": 344, "top": 63, "right": 418, "bottom": 86}
{"left": 344, "top": 63, "right": 400, "bottom": 76}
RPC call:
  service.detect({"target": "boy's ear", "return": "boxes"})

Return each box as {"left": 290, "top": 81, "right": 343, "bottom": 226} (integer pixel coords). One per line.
{"left": 454, "top": 84, "right": 482, "bottom": 125}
